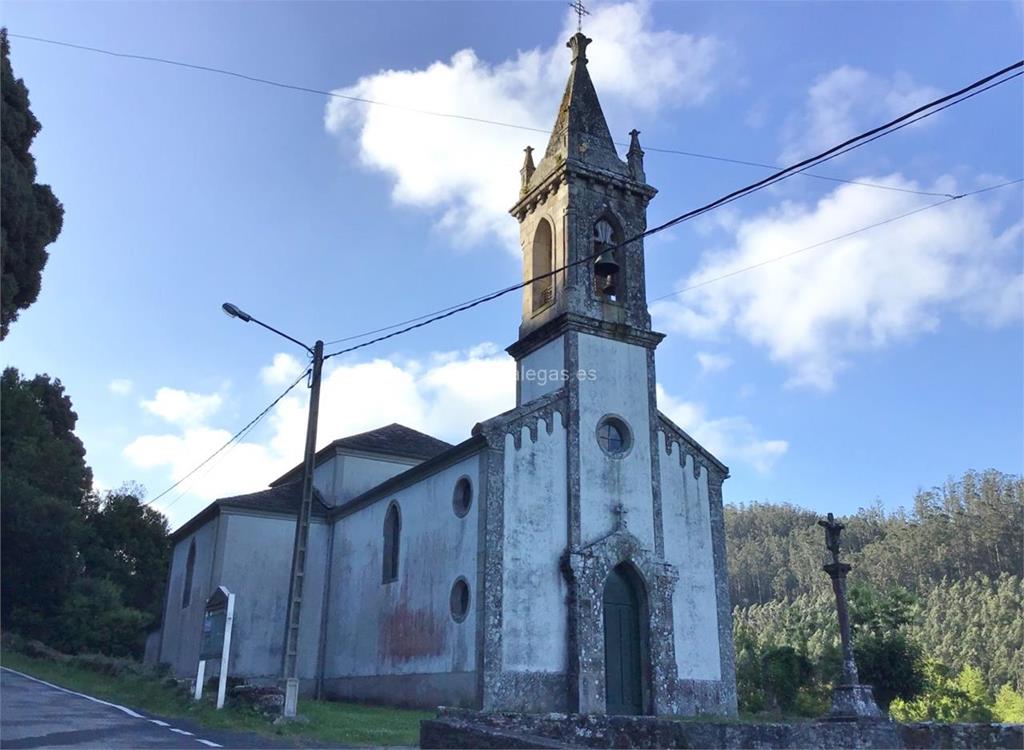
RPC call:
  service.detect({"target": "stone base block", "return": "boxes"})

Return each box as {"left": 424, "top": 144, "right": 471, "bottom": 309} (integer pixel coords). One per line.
{"left": 828, "top": 684, "right": 882, "bottom": 720}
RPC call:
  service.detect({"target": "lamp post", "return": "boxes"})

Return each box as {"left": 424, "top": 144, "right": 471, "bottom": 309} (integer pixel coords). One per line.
{"left": 222, "top": 302, "right": 323, "bottom": 718}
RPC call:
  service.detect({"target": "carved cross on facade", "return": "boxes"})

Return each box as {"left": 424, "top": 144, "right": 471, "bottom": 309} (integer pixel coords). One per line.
{"left": 612, "top": 503, "right": 629, "bottom": 531}
{"left": 569, "top": 0, "right": 590, "bottom": 32}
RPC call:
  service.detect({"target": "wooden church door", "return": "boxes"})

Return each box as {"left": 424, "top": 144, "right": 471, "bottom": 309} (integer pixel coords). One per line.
{"left": 603, "top": 564, "right": 644, "bottom": 714}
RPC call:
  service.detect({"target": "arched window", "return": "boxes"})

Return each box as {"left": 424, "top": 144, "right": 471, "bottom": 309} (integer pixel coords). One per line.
{"left": 593, "top": 218, "right": 623, "bottom": 302}
{"left": 532, "top": 219, "right": 554, "bottom": 312}
{"left": 382, "top": 502, "right": 401, "bottom": 584}
{"left": 181, "top": 540, "right": 196, "bottom": 608}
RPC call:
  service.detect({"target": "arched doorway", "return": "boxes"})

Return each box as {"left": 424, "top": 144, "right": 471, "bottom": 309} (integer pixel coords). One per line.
{"left": 603, "top": 563, "right": 644, "bottom": 714}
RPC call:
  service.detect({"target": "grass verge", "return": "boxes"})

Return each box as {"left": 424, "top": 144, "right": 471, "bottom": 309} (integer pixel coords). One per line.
{"left": 1, "top": 649, "right": 431, "bottom": 747}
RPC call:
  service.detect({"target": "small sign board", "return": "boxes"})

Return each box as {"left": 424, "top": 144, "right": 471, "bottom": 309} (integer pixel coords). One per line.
{"left": 200, "top": 587, "right": 230, "bottom": 660}
{"left": 194, "top": 586, "right": 235, "bottom": 709}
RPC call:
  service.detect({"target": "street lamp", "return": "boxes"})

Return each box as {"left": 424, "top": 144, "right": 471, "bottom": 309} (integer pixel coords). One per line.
{"left": 222, "top": 302, "right": 323, "bottom": 718}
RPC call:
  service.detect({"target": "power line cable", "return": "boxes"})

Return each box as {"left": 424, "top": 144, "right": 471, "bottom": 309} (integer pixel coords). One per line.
{"left": 138, "top": 61, "right": 1021, "bottom": 505}
{"left": 145, "top": 368, "right": 310, "bottom": 508}
{"left": 8, "top": 31, "right": 974, "bottom": 200}
{"left": 649, "top": 179, "right": 1023, "bottom": 303}
{"left": 320, "top": 62, "right": 1022, "bottom": 360}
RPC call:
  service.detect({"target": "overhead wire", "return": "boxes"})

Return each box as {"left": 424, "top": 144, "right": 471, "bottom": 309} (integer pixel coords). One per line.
{"left": 320, "top": 61, "right": 1023, "bottom": 360}
{"left": 649, "top": 179, "right": 1024, "bottom": 303}
{"left": 9, "top": 30, "right": 964, "bottom": 201}
{"left": 145, "top": 367, "right": 310, "bottom": 508}
{"left": 108, "top": 48, "right": 1019, "bottom": 510}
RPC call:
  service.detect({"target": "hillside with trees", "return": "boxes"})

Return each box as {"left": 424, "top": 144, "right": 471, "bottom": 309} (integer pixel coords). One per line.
{"left": 727, "top": 470, "right": 1023, "bottom": 721}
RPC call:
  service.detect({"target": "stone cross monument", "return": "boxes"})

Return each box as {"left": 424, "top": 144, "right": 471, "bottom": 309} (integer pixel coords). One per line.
{"left": 818, "top": 513, "right": 882, "bottom": 720}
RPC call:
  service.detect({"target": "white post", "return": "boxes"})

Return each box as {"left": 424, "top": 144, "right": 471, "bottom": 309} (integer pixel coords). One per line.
{"left": 193, "top": 660, "right": 206, "bottom": 701}
{"left": 216, "top": 592, "right": 236, "bottom": 710}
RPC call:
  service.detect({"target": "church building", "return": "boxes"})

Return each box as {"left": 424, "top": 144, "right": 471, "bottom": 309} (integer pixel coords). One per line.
{"left": 154, "top": 31, "right": 737, "bottom": 717}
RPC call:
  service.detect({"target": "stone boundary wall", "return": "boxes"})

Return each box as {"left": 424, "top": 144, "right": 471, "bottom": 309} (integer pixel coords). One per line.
{"left": 420, "top": 708, "right": 1023, "bottom": 749}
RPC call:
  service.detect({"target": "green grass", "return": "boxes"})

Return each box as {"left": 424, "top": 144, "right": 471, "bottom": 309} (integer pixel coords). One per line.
{"left": 1, "top": 650, "right": 432, "bottom": 747}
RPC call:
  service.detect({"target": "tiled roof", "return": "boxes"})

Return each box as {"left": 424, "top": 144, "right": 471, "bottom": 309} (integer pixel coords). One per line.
{"left": 270, "top": 423, "right": 452, "bottom": 487}
{"left": 169, "top": 481, "right": 328, "bottom": 541}
{"left": 330, "top": 423, "right": 452, "bottom": 460}
{"left": 218, "top": 482, "right": 329, "bottom": 516}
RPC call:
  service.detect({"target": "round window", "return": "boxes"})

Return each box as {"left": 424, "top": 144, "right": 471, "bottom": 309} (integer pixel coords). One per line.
{"left": 596, "top": 416, "right": 632, "bottom": 457}
{"left": 450, "top": 577, "right": 470, "bottom": 622}
{"left": 452, "top": 477, "right": 473, "bottom": 518}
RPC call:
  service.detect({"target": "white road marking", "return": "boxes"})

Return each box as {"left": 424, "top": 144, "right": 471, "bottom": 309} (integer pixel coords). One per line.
{"left": 1, "top": 667, "right": 143, "bottom": 718}
{"left": 3, "top": 666, "right": 229, "bottom": 749}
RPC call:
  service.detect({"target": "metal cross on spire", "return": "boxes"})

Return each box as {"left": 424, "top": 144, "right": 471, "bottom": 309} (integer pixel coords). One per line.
{"left": 569, "top": 0, "right": 590, "bottom": 32}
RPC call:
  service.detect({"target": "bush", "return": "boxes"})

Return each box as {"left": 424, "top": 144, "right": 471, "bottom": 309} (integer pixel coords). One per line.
{"left": 761, "top": 646, "right": 813, "bottom": 714}
{"left": 56, "top": 578, "right": 149, "bottom": 657}
{"left": 855, "top": 631, "right": 924, "bottom": 710}
{"left": 993, "top": 684, "right": 1024, "bottom": 723}
{"left": 891, "top": 663, "right": 994, "bottom": 722}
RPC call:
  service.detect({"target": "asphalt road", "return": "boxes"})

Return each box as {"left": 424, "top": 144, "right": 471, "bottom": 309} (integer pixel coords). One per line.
{"left": 0, "top": 668, "right": 325, "bottom": 749}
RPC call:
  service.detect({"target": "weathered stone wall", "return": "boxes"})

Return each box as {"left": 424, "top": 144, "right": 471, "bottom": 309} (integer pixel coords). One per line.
{"left": 421, "top": 709, "right": 1024, "bottom": 750}
{"left": 312, "top": 451, "right": 420, "bottom": 507}
{"left": 659, "top": 438, "right": 721, "bottom": 684}
{"left": 157, "top": 517, "right": 220, "bottom": 676}
{"left": 501, "top": 411, "right": 569, "bottom": 676}
{"left": 216, "top": 512, "right": 330, "bottom": 681}
{"left": 320, "top": 452, "right": 482, "bottom": 707}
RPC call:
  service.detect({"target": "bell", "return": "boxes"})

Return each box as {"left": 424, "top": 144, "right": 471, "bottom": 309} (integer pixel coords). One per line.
{"left": 594, "top": 250, "right": 619, "bottom": 278}
{"left": 601, "top": 275, "right": 618, "bottom": 297}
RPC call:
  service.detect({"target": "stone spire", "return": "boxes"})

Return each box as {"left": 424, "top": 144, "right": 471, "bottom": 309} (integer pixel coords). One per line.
{"left": 538, "top": 33, "right": 629, "bottom": 180}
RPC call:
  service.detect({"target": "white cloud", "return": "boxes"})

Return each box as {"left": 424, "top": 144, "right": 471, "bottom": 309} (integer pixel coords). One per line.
{"left": 657, "top": 386, "right": 787, "bottom": 473}
{"left": 108, "top": 378, "right": 133, "bottom": 396}
{"left": 696, "top": 351, "right": 732, "bottom": 374}
{"left": 325, "top": 1, "right": 720, "bottom": 249}
{"left": 125, "top": 346, "right": 515, "bottom": 526}
{"left": 126, "top": 341, "right": 786, "bottom": 526}
{"left": 260, "top": 353, "right": 305, "bottom": 386}
{"left": 782, "top": 66, "right": 941, "bottom": 161}
{"left": 140, "top": 388, "right": 223, "bottom": 426}
{"left": 652, "top": 175, "right": 1023, "bottom": 390}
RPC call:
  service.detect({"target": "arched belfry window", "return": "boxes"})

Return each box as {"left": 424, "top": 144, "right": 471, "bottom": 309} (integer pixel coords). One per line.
{"left": 382, "top": 502, "right": 401, "bottom": 584}
{"left": 532, "top": 219, "right": 554, "bottom": 312}
{"left": 593, "top": 218, "right": 623, "bottom": 302}
{"left": 181, "top": 540, "right": 196, "bottom": 608}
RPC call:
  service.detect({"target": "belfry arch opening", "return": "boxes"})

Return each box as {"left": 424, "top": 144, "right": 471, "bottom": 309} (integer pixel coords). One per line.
{"left": 532, "top": 219, "right": 554, "bottom": 312}
{"left": 593, "top": 217, "right": 625, "bottom": 302}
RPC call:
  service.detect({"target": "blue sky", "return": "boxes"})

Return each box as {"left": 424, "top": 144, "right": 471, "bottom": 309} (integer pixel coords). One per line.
{"left": 3, "top": 1, "right": 1022, "bottom": 528}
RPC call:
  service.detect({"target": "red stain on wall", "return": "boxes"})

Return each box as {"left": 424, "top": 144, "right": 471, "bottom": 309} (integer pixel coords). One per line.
{"left": 379, "top": 530, "right": 449, "bottom": 663}
{"left": 380, "top": 599, "right": 447, "bottom": 662}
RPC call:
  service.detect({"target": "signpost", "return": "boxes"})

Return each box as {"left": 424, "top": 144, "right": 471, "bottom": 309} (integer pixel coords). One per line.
{"left": 193, "top": 586, "right": 235, "bottom": 710}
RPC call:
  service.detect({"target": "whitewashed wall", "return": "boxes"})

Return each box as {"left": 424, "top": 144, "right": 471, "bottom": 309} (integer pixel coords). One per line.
{"left": 500, "top": 412, "right": 569, "bottom": 672}
{"left": 518, "top": 336, "right": 565, "bottom": 404}
{"left": 216, "top": 513, "right": 330, "bottom": 679}
{"left": 577, "top": 333, "right": 656, "bottom": 547}
{"left": 659, "top": 439, "right": 721, "bottom": 681}
{"left": 313, "top": 452, "right": 420, "bottom": 507}
{"left": 159, "top": 518, "right": 220, "bottom": 676}
{"left": 323, "top": 453, "right": 481, "bottom": 678}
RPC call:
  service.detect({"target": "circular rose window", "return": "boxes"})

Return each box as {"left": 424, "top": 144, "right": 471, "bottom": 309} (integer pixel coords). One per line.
{"left": 596, "top": 416, "right": 632, "bottom": 457}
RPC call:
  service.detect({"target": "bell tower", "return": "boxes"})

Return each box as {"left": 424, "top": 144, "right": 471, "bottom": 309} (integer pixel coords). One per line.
{"left": 508, "top": 32, "right": 662, "bottom": 404}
